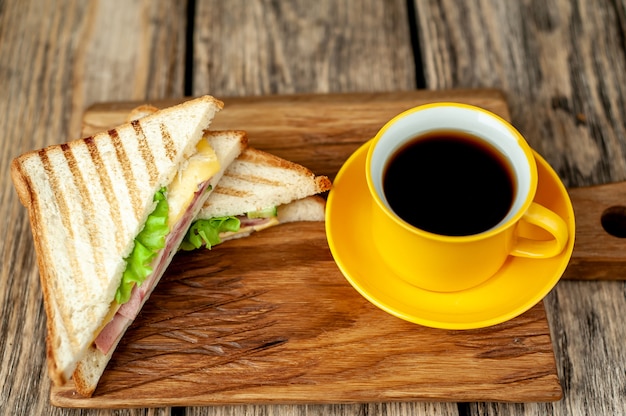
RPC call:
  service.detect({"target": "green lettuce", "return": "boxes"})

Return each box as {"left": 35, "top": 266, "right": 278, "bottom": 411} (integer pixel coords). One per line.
{"left": 179, "top": 206, "right": 279, "bottom": 251}
{"left": 246, "top": 206, "right": 277, "bottom": 218}
{"left": 179, "top": 216, "right": 241, "bottom": 251}
{"left": 115, "top": 188, "right": 169, "bottom": 304}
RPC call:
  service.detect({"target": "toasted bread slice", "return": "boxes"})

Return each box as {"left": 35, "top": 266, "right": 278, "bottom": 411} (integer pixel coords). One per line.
{"left": 185, "top": 148, "right": 330, "bottom": 248}
{"left": 11, "top": 96, "right": 223, "bottom": 386}
{"left": 277, "top": 195, "right": 326, "bottom": 223}
{"left": 200, "top": 147, "right": 331, "bottom": 219}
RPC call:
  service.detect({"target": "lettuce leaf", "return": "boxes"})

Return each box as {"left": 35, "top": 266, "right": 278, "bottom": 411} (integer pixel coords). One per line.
{"left": 179, "top": 216, "right": 241, "bottom": 251}
{"left": 246, "top": 206, "right": 277, "bottom": 219}
{"left": 115, "top": 188, "right": 169, "bottom": 304}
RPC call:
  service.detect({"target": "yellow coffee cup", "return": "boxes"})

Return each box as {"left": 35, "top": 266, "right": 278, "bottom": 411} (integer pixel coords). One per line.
{"left": 366, "top": 103, "right": 569, "bottom": 292}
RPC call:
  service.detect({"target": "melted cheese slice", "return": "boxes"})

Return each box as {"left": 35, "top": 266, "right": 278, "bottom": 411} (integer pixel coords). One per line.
{"left": 93, "top": 301, "right": 122, "bottom": 344}
{"left": 167, "top": 139, "right": 220, "bottom": 228}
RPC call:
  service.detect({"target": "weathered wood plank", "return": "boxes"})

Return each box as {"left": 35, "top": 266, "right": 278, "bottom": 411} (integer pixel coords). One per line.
{"left": 414, "top": 0, "right": 626, "bottom": 415}
{"left": 0, "top": 0, "right": 187, "bottom": 414}
{"left": 192, "top": 0, "right": 416, "bottom": 96}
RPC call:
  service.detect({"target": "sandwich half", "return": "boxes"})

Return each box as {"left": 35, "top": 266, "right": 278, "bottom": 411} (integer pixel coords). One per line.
{"left": 181, "top": 147, "right": 331, "bottom": 250}
{"left": 11, "top": 96, "right": 246, "bottom": 396}
{"left": 126, "top": 105, "right": 332, "bottom": 251}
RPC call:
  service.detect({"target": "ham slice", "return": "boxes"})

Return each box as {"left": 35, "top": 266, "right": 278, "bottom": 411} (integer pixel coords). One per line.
{"left": 94, "top": 181, "right": 211, "bottom": 354}
{"left": 238, "top": 216, "right": 273, "bottom": 227}
{"left": 94, "top": 314, "right": 131, "bottom": 355}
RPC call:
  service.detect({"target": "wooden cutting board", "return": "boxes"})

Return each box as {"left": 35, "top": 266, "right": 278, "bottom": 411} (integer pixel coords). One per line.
{"left": 52, "top": 89, "right": 569, "bottom": 407}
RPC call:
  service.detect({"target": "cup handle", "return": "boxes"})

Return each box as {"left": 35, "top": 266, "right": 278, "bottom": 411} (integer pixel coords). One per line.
{"left": 510, "top": 202, "right": 569, "bottom": 258}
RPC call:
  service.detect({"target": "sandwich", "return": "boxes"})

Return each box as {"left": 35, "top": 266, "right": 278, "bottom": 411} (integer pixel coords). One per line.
{"left": 11, "top": 96, "right": 247, "bottom": 396}
{"left": 125, "top": 105, "right": 332, "bottom": 251}
{"left": 181, "top": 147, "right": 331, "bottom": 250}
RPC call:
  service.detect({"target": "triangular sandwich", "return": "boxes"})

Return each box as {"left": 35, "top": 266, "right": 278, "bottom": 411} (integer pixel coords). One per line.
{"left": 181, "top": 147, "right": 331, "bottom": 250}
{"left": 11, "top": 96, "right": 246, "bottom": 396}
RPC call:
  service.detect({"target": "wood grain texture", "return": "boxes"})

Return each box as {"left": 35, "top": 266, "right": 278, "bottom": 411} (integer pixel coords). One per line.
{"left": 543, "top": 280, "right": 626, "bottom": 415}
{"left": 414, "top": 1, "right": 626, "bottom": 415}
{"left": 47, "top": 90, "right": 563, "bottom": 408}
{"left": 565, "top": 182, "right": 626, "bottom": 279}
{"left": 0, "top": 0, "right": 187, "bottom": 415}
{"left": 415, "top": 0, "right": 626, "bottom": 188}
{"left": 186, "top": 403, "right": 461, "bottom": 416}
{"left": 192, "top": 0, "right": 416, "bottom": 96}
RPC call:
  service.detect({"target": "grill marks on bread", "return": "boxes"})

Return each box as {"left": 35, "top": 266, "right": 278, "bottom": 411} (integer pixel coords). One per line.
{"left": 217, "top": 172, "right": 283, "bottom": 192}
{"left": 159, "top": 123, "right": 177, "bottom": 162}
{"left": 84, "top": 137, "right": 126, "bottom": 252}
{"left": 107, "top": 128, "right": 143, "bottom": 220}
{"left": 130, "top": 119, "right": 159, "bottom": 182}
{"left": 37, "top": 148, "right": 84, "bottom": 344}
{"left": 200, "top": 145, "right": 331, "bottom": 219}
{"left": 214, "top": 147, "right": 328, "bottom": 196}
{"left": 38, "top": 148, "right": 75, "bottom": 240}
{"left": 60, "top": 143, "right": 108, "bottom": 286}
{"left": 213, "top": 148, "right": 294, "bottom": 197}
{"left": 24, "top": 120, "right": 184, "bottom": 344}
{"left": 32, "top": 121, "right": 181, "bottom": 257}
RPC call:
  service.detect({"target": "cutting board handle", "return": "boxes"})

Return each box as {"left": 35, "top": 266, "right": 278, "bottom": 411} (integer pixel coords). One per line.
{"left": 567, "top": 181, "right": 626, "bottom": 279}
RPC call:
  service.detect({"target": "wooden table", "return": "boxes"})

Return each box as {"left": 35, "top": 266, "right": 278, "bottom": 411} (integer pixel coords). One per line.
{"left": 1, "top": 1, "right": 625, "bottom": 415}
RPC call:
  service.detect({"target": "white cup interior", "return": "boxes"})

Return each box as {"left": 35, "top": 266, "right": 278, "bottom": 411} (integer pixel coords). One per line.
{"left": 369, "top": 104, "right": 533, "bottom": 233}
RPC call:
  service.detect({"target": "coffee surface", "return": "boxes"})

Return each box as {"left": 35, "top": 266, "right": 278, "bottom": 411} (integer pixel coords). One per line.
{"left": 383, "top": 131, "right": 515, "bottom": 236}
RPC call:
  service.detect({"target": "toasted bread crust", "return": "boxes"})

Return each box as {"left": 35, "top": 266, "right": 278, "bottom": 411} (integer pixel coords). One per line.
{"left": 277, "top": 195, "right": 326, "bottom": 223}
{"left": 72, "top": 342, "right": 118, "bottom": 397}
{"left": 236, "top": 148, "right": 330, "bottom": 194}
{"left": 126, "top": 104, "right": 160, "bottom": 121}
{"left": 10, "top": 158, "right": 32, "bottom": 208}
{"left": 12, "top": 158, "right": 69, "bottom": 385}
{"left": 204, "top": 129, "right": 249, "bottom": 147}
{"left": 314, "top": 175, "right": 332, "bottom": 194}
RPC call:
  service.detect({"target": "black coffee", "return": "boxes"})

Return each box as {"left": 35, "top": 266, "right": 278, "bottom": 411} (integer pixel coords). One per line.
{"left": 383, "top": 131, "right": 515, "bottom": 236}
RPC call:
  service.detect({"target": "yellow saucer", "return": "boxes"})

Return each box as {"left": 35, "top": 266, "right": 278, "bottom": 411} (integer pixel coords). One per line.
{"left": 325, "top": 140, "right": 575, "bottom": 329}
